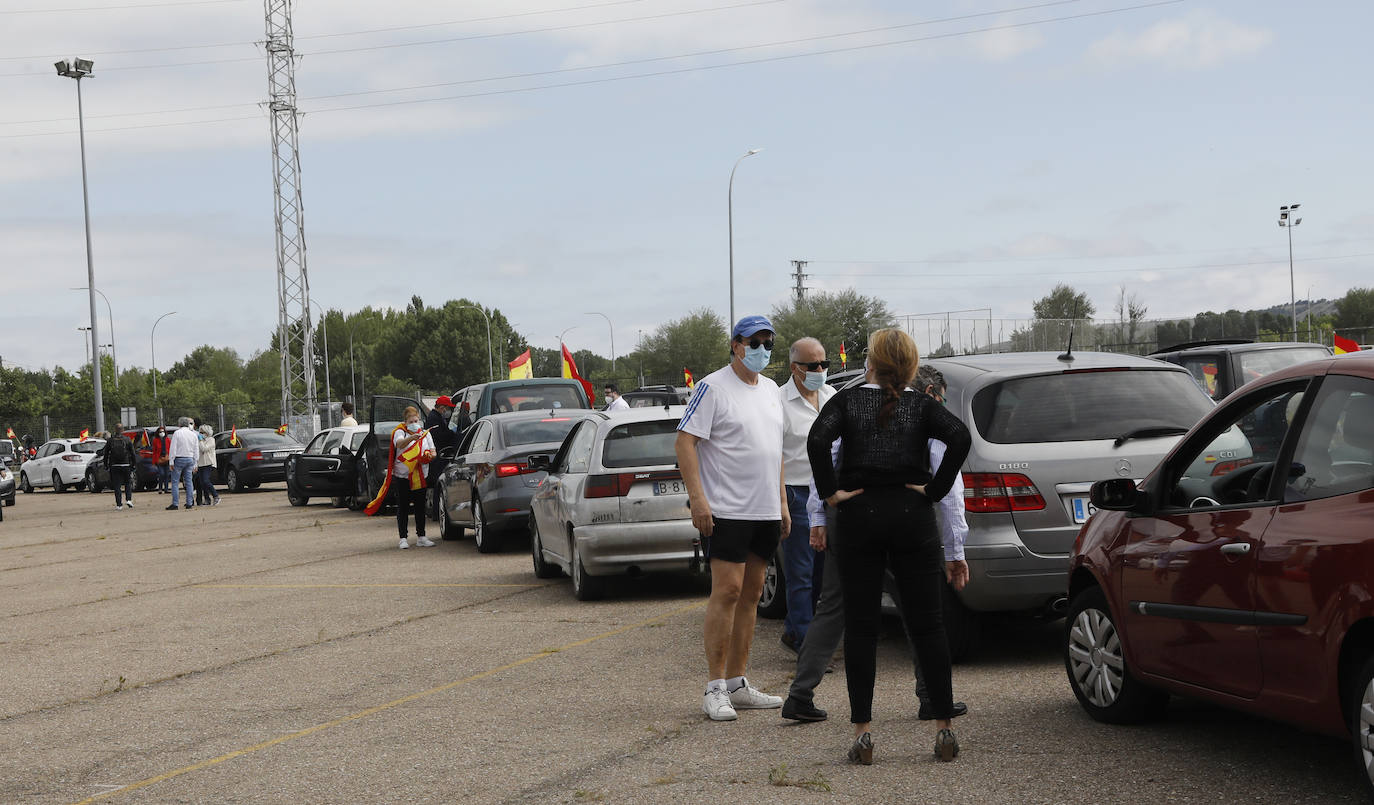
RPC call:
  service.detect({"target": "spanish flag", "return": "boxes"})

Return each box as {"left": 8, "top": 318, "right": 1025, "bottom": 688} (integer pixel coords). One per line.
{"left": 1335, "top": 334, "right": 1361, "bottom": 354}
{"left": 5, "top": 426, "right": 14, "bottom": 439}
{"left": 230, "top": 425, "right": 239, "bottom": 446}
{"left": 561, "top": 343, "right": 595, "bottom": 405}
{"left": 79, "top": 428, "right": 90, "bottom": 442}
{"left": 508, "top": 349, "right": 533, "bottom": 379}
{"left": 683, "top": 367, "right": 695, "bottom": 389}
{"left": 839, "top": 342, "right": 847, "bottom": 369}
{"left": 276, "top": 423, "right": 289, "bottom": 435}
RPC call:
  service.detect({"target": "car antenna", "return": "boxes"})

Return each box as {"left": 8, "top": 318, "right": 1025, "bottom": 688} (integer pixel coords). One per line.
{"left": 1057, "top": 301, "right": 1080, "bottom": 363}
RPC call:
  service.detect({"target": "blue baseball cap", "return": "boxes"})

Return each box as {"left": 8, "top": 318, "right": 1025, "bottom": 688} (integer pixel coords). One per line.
{"left": 732, "top": 315, "right": 774, "bottom": 339}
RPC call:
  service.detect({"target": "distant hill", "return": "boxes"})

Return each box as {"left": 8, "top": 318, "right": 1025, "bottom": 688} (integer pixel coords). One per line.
{"left": 1257, "top": 298, "right": 1340, "bottom": 319}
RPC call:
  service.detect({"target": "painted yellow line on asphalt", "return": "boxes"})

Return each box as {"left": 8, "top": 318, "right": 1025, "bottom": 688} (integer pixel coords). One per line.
{"left": 68, "top": 598, "right": 708, "bottom": 805}
{"left": 195, "top": 583, "right": 540, "bottom": 589}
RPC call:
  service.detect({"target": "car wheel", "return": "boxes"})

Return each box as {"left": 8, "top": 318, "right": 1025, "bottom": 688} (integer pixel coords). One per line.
{"left": 473, "top": 498, "right": 500, "bottom": 553}
{"left": 287, "top": 487, "right": 308, "bottom": 507}
{"left": 87, "top": 470, "right": 102, "bottom": 493}
{"left": 439, "top": 487, "right": 460, "bottom": 540}
{"left": 1350, "top": 654, "right": 1374, "bottom": 800}
{"left": 1064, "top": 586, "right": 1167, "bottom": 723}
{"left": 756, "top": 548, "right": 787, "bottom": 619}
{"left": 350, "top": 464, "right": 369, "bottom": 511}
{"left": 941, "top": 578, "right": 982, "bottom": 663}
{"left": 330, "top": 496, "right": 347, "bottom": 508}
{"left": 52, "top": 471, "right": 66, "bottom": 493}
{"left": 20, "top": 472, "right": 32, "bottom": 494}
{"left": 530, "top": 515, "right": 561, "bottom": 579}
{"left": 571, "top": 533, "right": 605, "bottom": 601}
{"left": 226, "top": 467, "right": 242, "bottom": 494}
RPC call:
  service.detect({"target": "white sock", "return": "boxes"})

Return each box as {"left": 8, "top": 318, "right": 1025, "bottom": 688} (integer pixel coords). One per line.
{"left": 707, "top": 678, "right": 727, "bottom": 694}
{"left": 726, "top": 675, "right": 747, "bottom": 692}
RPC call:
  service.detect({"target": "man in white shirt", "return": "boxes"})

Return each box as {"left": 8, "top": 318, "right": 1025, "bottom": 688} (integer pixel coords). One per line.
{"left": 166, "top": 417, "right": 200, "bottom": 511}
{"left": 676, "top": 315, "right": 790, "bottom": 722}
{"left": 339, "top": 402, "right": 358, "bottom": 427}
{"left": 604, "top": 383, "right": 629, "bottom": 411}
{"left": 778, "top": 337, "right": 836, "bottom": 654}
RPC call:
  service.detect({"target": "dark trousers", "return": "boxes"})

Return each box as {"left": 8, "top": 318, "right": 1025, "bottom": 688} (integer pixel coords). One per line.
{"left": 111, "top": 465, "right": 134, "bottom": 507}
{"left": 196, "top": 466, "right": 219, "bottom": 503}
{"left": 393, "top": 482, "right": 427, "bottom": 538}
{"left": 835, "top": 486, "right": 953, "bottom": 724}
{"left": 157, "top": 464, "right": 170, "bottom": 491}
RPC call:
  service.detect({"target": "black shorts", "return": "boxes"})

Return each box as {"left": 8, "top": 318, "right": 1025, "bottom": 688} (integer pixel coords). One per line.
{"left": 704, "top": 517, "right": 782, "bottom": 564}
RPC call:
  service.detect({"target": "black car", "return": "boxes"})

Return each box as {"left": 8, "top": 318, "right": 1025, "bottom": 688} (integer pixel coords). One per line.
{"left": 351, "top": 395, "right": 431, "bottom": 511}
{"left": 284, "top": 425, "right": 369, "bottom": 507}
{"left": 621, "top": 385, "right": 690, "bottom": 408}
{"left": 213, "top": 428, "right": 305, "bottom": 492}
{"left": 1151, "top": 339, "right": 1332, "bottom": 401}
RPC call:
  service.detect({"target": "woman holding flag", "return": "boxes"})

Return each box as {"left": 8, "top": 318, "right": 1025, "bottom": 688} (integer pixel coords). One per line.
{"left": 365, "top": 405, "right": 437, "bottom": 550}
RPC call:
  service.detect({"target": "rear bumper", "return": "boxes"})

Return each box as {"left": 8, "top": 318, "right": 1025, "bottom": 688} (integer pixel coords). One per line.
{"left": 957, "top": 516, "right": 1072, "bottom": 613}
{"left": 481, "top": 484, "right": 539, "bottom": 533}
{"left": 574, "top": 520, "right": 700, "bottom": 576}
{"left": 237, "top": 463, "right": 288, "bottom": 484}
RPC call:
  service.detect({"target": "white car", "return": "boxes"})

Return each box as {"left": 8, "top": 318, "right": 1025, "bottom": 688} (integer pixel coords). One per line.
{"left": 19, "top": 438, "right": 106, "bottom": 493}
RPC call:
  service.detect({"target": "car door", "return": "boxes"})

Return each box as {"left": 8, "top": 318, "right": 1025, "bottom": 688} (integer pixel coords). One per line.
{"left": 553, "top": 420, "right": 599, "bottom": 557}
{"left": 31, "top": 442, "right": 58, "bottom": 485}
{"left": 298, "top": 430, "right": 348, "bottom": 494}
{"left": 1118, "top": 380, "right": 1309, "bottom": 698}
{"left": 447, "top": 422, "right": 489, "bottom": 527}
{"left": 365, "top": 396, "right": 424, "bottom": 493}
{"left": 1256, "top": 373, "right": 1374, "bottom": 708}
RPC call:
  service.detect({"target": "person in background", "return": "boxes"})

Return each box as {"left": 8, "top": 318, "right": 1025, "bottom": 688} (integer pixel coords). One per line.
{"left": 151, "top": 425, "right": 171, "bottom": 493}
{"left": 807, "top": 328, "right": 971, "bottom": 765}
{"left": 196, "top": 424, "right": 220, "bottom": 507}
{"left": 166, "top": 418, "right": 199, "bottom": 511}
{"left": 425, "top": 397, "right": 458, "bottom": 520}
{"left": 340, "top": 402, "right": 358, "bottom": 427}
{"left": 778, "top": 336, "right": 834, "bottom": 654}
{"left": 604, "top": 383, "right": 629, "bottom": 411}
{"left": 101, "top": 424, "right": 137, "bottom": 511}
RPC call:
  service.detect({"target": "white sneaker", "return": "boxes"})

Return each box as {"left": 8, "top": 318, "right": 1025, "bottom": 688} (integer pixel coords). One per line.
{"left": 125, "top": 500, "right": 134, "bottom": 508}
{"left": 114, "top": 504, "right": 123, "bottom": 510}
{"left": 398, "top": 538, "right": 410, "bottom": 550}
{"left": 728, "top": 679, "right": 783, "bottom": 710}
{"left": 703, "top": 688, "right": 737, "bottom": 721}
{"left": 416, "top": 536, "right": 436, "bottom": 547}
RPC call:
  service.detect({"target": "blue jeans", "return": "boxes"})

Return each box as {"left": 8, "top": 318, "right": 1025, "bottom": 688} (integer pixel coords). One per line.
{"left": 171, "top": 457, "right": 196, "bottom": 506}
{"left": 783, "top": 484, "right": 820, "bottom": 645}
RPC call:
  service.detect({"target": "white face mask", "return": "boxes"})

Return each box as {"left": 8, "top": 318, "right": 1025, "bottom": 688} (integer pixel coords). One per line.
{"left": 406, "top": 421, "right": 420, "bottom": 432}
{"left": 803, "top": 371, "right": 827, "bottom": 391}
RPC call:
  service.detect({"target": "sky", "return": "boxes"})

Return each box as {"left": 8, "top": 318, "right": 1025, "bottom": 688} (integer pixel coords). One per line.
{"left": 2, "top": 0, "right": 1371, "bottom": 375}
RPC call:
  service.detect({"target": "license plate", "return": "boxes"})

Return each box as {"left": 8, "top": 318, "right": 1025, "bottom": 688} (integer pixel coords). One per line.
{"left": 1071, "top": 496, "right": 1096, "bottom": 524}
{"left": 652, "top": 480, "right": 686, "bottom": 496}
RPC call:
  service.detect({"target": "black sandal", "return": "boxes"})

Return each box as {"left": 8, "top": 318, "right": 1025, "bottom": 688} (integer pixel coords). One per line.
{"left": 847, "top": 732, "right": 874, "bottom": 765}
{"left": 934, "top": 728, "right": 959, "bottom": 762}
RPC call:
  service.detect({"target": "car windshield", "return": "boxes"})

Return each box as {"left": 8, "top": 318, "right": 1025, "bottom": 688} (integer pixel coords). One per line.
{"left": 241, "top": 432, "right": 301, "bottom": 449}
{"left": 971, "top": 369, "right": 1214, "bottom": 444}
{"left": 71, "top": 440, "right": 106, "bottom": 454}
{"left": 1237, "top": 348, "right": 1329, "bottom": 384}
{"left": 601, "top": 419, "right": 678, "bottom": 468}
{"left": 502, "top": 417, "right": 580, "bottom": 446}
{"left": 492, "top": 386, "right": 584, "bottom": 414}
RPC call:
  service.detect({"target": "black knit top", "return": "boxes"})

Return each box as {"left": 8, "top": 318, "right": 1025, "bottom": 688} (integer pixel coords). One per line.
{"left": 807, "top": 385, "right": 972, "bottom": 503}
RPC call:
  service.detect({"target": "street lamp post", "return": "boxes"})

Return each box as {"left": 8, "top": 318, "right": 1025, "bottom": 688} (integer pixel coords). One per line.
{"left": 56, "top": 57, "right": 104, "bottom": 432}
{"left": 78, "top": 326, "right": 91, "bottom": 367}
{"left": 1279, "top": 203, "right": 1302, "bottom": 339}
{"left": 72, "top": 286, "right": 116, "bottom": 389}
{"left": 151, "top": 311, "right": 176, "bottom": 424}
{"left": 457, "top": 303, "right": 494, "bottom": 381}
{"left": 727, "top": 148, "right": 762, "bottom": 328}
{"left": 585, "top": 312, "right": 614, "bottom": 376}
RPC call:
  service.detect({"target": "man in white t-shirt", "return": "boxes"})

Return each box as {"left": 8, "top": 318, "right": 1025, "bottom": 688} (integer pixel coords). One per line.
{"left": 604, "top": 383, "right": 629, "bottom": 411}
{"left": 675, "top": 314, "right": 790, "bottom": 722}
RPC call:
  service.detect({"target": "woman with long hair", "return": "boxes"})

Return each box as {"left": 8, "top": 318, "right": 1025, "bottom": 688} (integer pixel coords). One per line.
{"left": 807, "top": 328, "right": 972, "bottom": 764}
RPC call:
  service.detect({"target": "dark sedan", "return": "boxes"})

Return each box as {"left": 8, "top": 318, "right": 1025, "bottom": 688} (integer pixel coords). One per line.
{"left": 436, "top": 410, "right": 592, "bottom": 552}
{"left": 213, "top": 428, "right": 305, "bottom": 492}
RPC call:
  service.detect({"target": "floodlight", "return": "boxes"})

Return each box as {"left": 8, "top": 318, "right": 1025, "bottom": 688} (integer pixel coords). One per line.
{"left": 55, "top": 60, "right": 69, "bottom": 75}
{"left": 74, "top": 58, "right": 93, "bottom": 74}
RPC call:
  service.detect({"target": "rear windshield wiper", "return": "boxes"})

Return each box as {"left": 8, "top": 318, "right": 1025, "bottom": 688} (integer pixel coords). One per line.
{"left": 1113, "top": 426, "right": 1189, "bottom": 447}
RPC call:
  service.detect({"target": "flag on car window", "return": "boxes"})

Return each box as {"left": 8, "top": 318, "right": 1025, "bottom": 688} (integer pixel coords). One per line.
{"left": 839, "top": 342, "right": 847, "bottom": 369}
{"left": 1334, "top": 334, "right": 1361, "bottom": 354}
{"left": 4, "top": 426, "right": 13, "bottom": 439}
{"left": 684, "top": 367, "right": 694, "bottom": 389}
{"left": 561, "top": 343, "right": 595, "bottom": 406}
{"left": 230, "top": 425, "right": 239, "bottom": 446}
{"left": 508, "top": 349, "right": 533, "bottom": 379}
{"left": 276, "top": 423, "right": 288, "bottom": 435}
{"left": 79, "top": 428, "right": 90, "bottom": 442}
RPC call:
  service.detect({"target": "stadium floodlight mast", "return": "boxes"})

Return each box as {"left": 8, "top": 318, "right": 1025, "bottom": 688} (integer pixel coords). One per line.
{"left": 1279, "top": 203, "right": 1302, "bottom": 339}
{"left": 727, "top": 148, "right": 762, "bottom": 328}
{"left": 56, "top": 57, "right": 105, "bottom": 433}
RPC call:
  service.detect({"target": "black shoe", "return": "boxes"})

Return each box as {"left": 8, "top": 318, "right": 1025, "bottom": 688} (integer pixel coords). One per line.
{"left": 165, "top": 504, "right": 178, "bottom": 511}
{"left": 184, "top": 504, "right": 193, "bottom": 510}
{"left": 780, "top": 632, "right": 799, "bottom": 654}
{"left": 847, "top": 731, "right": 873, "bottom": 765}
{"left": 781, "top": 696, "right": 827, "bottom": 722}
{"left": 918, "top": 699, "right": 968, "bottom": 721}
{"left": 934, "top": 728, "right": 959, "bottom": 762}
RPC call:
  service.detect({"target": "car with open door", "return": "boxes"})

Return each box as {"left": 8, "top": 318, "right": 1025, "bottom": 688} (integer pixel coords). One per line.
{"left": 284, "top": 425, "right": 368, "bottom": 507}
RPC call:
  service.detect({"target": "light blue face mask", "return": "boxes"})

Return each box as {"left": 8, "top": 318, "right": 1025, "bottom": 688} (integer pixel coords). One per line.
{"left": 741, "top": 344, "right": 771, "bottom": 372}
{"left": 803, "top": 371, "right": 827, "bottom": 391}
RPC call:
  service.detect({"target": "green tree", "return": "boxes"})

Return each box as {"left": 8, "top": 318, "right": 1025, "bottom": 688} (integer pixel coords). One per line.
{"left": 639, "top": 309, "right": 728, "bottom": 387}
{"left": 1336, "top": 287, "right": 1374, "bottom": 343}
{"left": 1012, "top": 284, "right": 1096, "bottom": 352}
{"left": 768, "top": 290, "right": 894, "bottom": 378}
{"left": 163, "top": 345, "right": 243, "bottom": 393}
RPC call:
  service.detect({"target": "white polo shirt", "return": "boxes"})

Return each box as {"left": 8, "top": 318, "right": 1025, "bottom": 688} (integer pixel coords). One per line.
{"left": 677, "top": 364, "right": 784, "bottom": 520}
{"left": 780, "top": 376, "right": 835, "bottom": 486}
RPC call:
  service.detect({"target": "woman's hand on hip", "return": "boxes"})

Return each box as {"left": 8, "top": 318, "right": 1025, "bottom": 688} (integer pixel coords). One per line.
{"left": 945, "top": 560, "right": 969, "bottom": 591}
{"left": 825, "top": 488, "right": 863, "bottom": 507}
{"left": 905, "top": 483, "right": 927, "bottom": 496}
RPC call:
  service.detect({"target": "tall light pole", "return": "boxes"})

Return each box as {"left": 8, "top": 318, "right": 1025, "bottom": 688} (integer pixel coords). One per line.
{"left": 585, "top": 311, "right": 614, "bottom": 375}
{"left": 56, "top": 57, "right": 104, "bottom": 433}
{"left": 727, "top": 148, "right": 762, "bottom": 328}
{"left": 457, "top": 303, "right": 494, "bottom": 381}
{"left": 1279, "top": 203, "right": 1302, "bottom": 339}
{"left": 151, "top": 311, "right": 176, "bottom": 424}
{"left": 72, "top": 286, "right": 116, "bottom": 389}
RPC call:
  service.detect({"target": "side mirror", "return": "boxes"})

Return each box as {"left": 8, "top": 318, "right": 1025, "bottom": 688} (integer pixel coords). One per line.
{"left": 1090, "top": 478, "right": 1143, "bottom": 512}
{"left": 528, "top": 454, "right": 552, "bottom": 472}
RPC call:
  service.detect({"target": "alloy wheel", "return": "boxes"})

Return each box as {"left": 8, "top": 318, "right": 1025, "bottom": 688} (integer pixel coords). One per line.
{"left": 1360, "top": 676, "right": 1374, "bottom": 788}
{"left": 1067, "top": 606, "right": 1125, "bottom": 709}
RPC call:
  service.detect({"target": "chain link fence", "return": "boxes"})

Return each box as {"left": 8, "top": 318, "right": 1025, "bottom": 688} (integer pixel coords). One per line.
{"left": 3, "top": 399, "right": 356, "bottom": 447}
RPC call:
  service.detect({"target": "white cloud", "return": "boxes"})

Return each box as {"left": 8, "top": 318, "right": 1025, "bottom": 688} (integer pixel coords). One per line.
{"left": 1086, "top": 10, "right": 1273, "bottom": 70}
{"left": 970, "top": 22, "right": 1044, "bottom": 62}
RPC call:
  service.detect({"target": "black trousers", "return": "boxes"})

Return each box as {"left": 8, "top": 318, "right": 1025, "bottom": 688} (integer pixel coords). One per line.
{"left": 393, "top": 482, "right": 427, "bottom": 538}
{"left": 834, "top": 486, "right": 953, "bottom": 724}
{"left": 111, "top": 465, "right": 134, "bottom": 507}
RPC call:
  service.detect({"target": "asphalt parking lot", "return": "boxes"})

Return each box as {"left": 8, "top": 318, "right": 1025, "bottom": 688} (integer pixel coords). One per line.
{"left": 1, "top": 485, "right": 1365, "bottom": 804}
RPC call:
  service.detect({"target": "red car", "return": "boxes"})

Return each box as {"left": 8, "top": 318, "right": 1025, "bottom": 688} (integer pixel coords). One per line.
{"left": 1066, "top": 350, "right": 1374, "bottom": 799}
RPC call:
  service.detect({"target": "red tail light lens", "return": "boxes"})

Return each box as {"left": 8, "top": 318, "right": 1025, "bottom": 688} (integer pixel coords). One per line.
{"left": 585, "top": 474, "right": 628, "bottom": 498}
{"left": 962, "top": 472, "right": 1045, "bottom": 513}
{"left": 62, "top": 455, "right": 84, "bottom": 463}
{"left": 1210, "top": 457, "right": 1254, "bottom": 476}
{"left": 495, "top": 462, "right": 532, "bottom": 477}
{"left": 245, "top": 450, "right": 264, "bottom": 461}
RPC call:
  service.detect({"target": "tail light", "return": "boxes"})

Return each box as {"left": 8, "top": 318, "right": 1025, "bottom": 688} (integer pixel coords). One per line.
{"left": 585, "top": 470, "right": 681, "bottom": 498}
{"left": 962, "top": 472, "right": 1045, "bottom": 513}
{"left": 245, "top": 450, "right": 264, "bottom": 461}
{"left": 495, "top": 461, "right": 535, "bottom": 477}
{"left": 1210, "top": 457, "right": 1254, "bottom": 476}
{"left": 62, "top": 455, "right": 84, "bottom": 463}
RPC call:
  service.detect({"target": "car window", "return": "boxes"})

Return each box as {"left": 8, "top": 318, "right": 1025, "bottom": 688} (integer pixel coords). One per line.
{"left": 1165, "top": 382, "right": 1307, "bottom": 510}
{"left": 971, "top": 369, "right": 1214, "bottom": 444}
{"left": 349, "top": 431, "right": 367, "bottom": 452}
{"left": 1181, "top": 357, "right": 1222, "bottom": 400}
{"left": 242, "top": 432, "right": 301, "bottom": 449}
{"left": 72, "top": 440, "right": 105, "bottom": 454}
{"left": 468, "top": 422, "right": 492, "bottom": 453}
{"left": 304, "top": 432, "right": 329, "bottom": 454}
{"left": 1284, "top": 376, "right": 1374, "bottom": 503}
{"left": 502, "top": 417, "right": 580, "bottom": 446}
{"left": 559, "top": 421, "right": 597, "bottom": 474}
{"left": 492, "top": 385, "right": 582, "bottom": 414}
{"left": 601, "top": 419, "right": 678, "bottom": 468}
{"left": 1237, "top": 348, "right": 1329, "bottom": 386}
{"left": 42, "top": 443, "right": 62, "bottom": 457}
{"left": 322, "top": 430, "right": 345, "bottom": 455}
